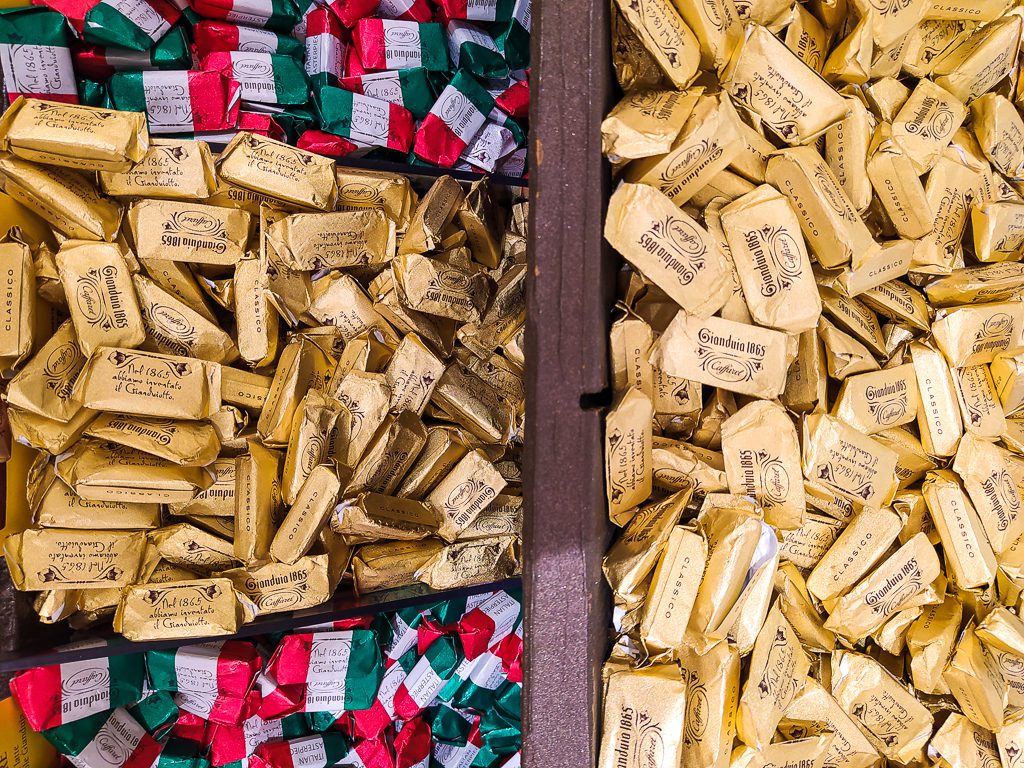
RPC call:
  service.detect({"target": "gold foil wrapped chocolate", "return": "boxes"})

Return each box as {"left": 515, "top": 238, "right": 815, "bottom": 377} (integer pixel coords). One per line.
{"left": 598, "top": 665, "right": 688, "bottom": 768}
{"left": 217, "top": 133, "right": 338, "bottom": 211}
{"left": 4, "top": 528, "right": 147, "bottom": 590}
{"left": 114, "top": 578, "right": 255, "bottom": 641}
{"left": 129, "top": 200, "right": 250, "bottom": 266}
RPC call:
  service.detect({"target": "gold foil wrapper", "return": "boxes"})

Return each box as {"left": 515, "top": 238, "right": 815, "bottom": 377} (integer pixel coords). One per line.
{"left": 234, "top": 254, "right": 280, "bottom": 369}
{"left": 0, "top": 97, "right": 148, "bottom": 171}
{"left": 0, "top": 238, "right": 33, "bottom": 368}
{"left": 220, "top": 367, "right": 272, "bottom": 412}
{"left": 114, "top": 578, "right": 255, "bottom": 641}
{"left": 55, "top": 438, "right": 214, "bottom": 503}
{"left": 652, "top": 439, "right": 727, "bottom": 495}
{"left": 218, "top": 555, "right": 333, "bottom": 616}
{"left": 818, "top": 316, "right": 879, "bottom": 380}
{"left": 414, "top": 534, "right": 518, "bottom": 590}
{"left": 392, "top": 253, "right": 490, "bottom": 325}
{"left": 399, "top": 175, "right": 464, "bottom": 255}
{"left": 57, "top": 241, "right": 146, "bottom": 356}
{"left": 910, "top": 340, "right": 963, "bottom": 457}
{"left": 943, "top": 622, "right": 1007, "bottom": 731}
{"left": 932, "top": 14, "right": 1021, "bottom": 104}
{"left": 624, "top": 92, "right": 743, "bottom": 205}
{"left": 891, "top": 78, "right": 967, "bottom": 175}
{"left": 352, "top": 538, "right": 444, "bottom": 593}
{"left": 778, "top": 678, "right": 879, "bottom": 768}
{"left": 867, "top": 122, "right": 936, "bottom": 240}
{"left": 150, "top": 522, "right": 238, "bottom": 575}
{"left": 8, "top": 319, "right": 86, "bottom": 422}
{"left": 651, "top": 311, "right": 788, "bottom": 398}
{"left": 9, "top": 405, "right": 95, "bottom": 455}
{"left": 832, "top": 364, "right": 920, "bottom": 434}
{"left": 140, "top": 258, "right": 217, "bottom": 324}
{"left": 426, "top": 448, "right": 507, "bottom": 541}
{"left": 3, "top": 528, "right": 147, "bottom": 590}
{"left": 972, "top": 201, "right": 1024, "bottom": 263}
{"left": 281, "top": 390, "right": 341, "bottom": 504}
{"left": 257, "top": 337, "right": 330, "bottom": 446}
{"left": 234, "top": 439, "right": 283, "bottom": 565}
{"left": 912, "top": 154, "right": 984, "bottom": 275}
{"left": 859, "top": 278, "right": 931, "bottom": 331}
{"left": 923, "top": 469, "right": 997, "bottom": 589}
{"left": 778, "top": 513, "right": 843, "bottom": 570}
{"left": 385, "top": 333, "right": 446, "bottom": 414}
{"left": 99, "top": 139, "right": 216, "bottom": 200}
{"left": 217, "top": 133, "right": 337, "bottom": 211}
{"left": 332, "top": 492, "right": 438, "bottom": 541}
{"left": 932, "top": 300, "right": 1024, "bottom": 367}
{"left": 932, "top": 712, "right": 1002, "bottom": 768}
{"left": 432, "top": 362, "right": 516, "bottom": 445}
{"left": 832, "top": 650, "right": 933, "bottom": 763}
{"left": 926, "top": 263, "right": 1024, "bottom": 308}
{"left": 801, "top": 413, "right": 899, "bottom": 509}
{"left": 347, "top": 410, "right": 427, "bottom": 496}
{"left": 33, "top": 466, "right": 161, "bottom": 529}
{"left": 720, "top": 184, "right": 822, "bottom": 333}
{"left": 168, "top": 458, "right": 236, "bottom": 518}
{"left": 605, "top": 387, "right": 654, "bottom": 526}
{"left": 394, "top": 425, "right": 469, "bottom": 500}
{"left": 597, "top": 665, "right": 688, "bottom": 768}
{"left": 78, "top": 347, "right": 222, "bottom": 420}
{"left": 736, "top": 604, "right": 809, "bottom": 749}
{"left": 721, "top": 400, "right": 806, "bottom": 530}
{"left": 952, "top": 363, "right": 1006, "bottom": 438}
{"left": 640, "top": 524, "right": 707, "bottom": 652}
{"left": 134, "top": 275, "right": 239, "bottom": 364}
{"left": 678, "top": 642, "right": 739, "bottom": 768}
{"left": 605, "top": 183, "right": 731, "bottom": 317}
{"left": 268, "top": 210, "right": 395, "bottom": 271}
{"left": 129, "top": 199, "right": 249, "bottom": 266}
{"left": 270, "top": 464, "right": 342, "bottom": 565}
{"left": 335, "top": 167, "right": 413, "bottom": 229}
{"left": 0, "top": 155, "right": 121, "bottom": 240}
{"left": 600, "top": 88, "right": 701, "bottom": 162}
{"left": 907, "top": 593, "right": 961, "bottom": 694}
{"left": 332, "top": 370, "right": 393, "bottom": 466}
{"left": 611, "top": 0, "right": 701, "bottom": 89}
{"left": 85, "top": 413, "right": 220, "bottom": 466}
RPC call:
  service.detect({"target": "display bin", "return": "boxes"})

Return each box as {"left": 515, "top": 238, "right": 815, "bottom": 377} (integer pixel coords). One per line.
{"left": 0, "top": 9, "right": 624, "bottom": 768}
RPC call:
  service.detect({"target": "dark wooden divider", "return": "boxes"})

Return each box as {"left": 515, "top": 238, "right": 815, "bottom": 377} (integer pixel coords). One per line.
{"left": 524, "top": 2, "right": 616, "bottom": 764}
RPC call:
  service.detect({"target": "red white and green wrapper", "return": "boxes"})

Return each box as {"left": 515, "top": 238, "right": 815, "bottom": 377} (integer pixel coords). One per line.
{"left": 107, "top": 68, "right": 241, "bottom": 132}
{"left": 320, "top": 0, "right": 376, "bottom": 27}
{"left": 494, "top": 0, "right": 528, "bottom": 70}
{"left": 490, "top": 624, "right": 522, "bottom": 683}
{"left": 491, "top": 75, "right": 526, "bottom": 119}
{"left": 394, "top": 718, "right": 432, "bottom": 768}
{"left": 128, "top": 688, "right": 180, "bottom": 742}
{"left": 254, "top": 734, "right": 349, "bottom": 768}
{"left": 207, "top": 713, "right": 306, "bottom": 765}
{"left": 254, "top": 671, "right": 305, "bottom": 720}
{"left": 71, "top": 25, "right": 191, "bottom": 79}
{"left": 353, "top": 19, "right": 448, "bottom": 72}
{"left": 432, "top": 723, "right": 483, "bottom": 768}
{"left": 296, "top": 128, "right": 360, "bottom": 156}
{"left": 12, "top": 652, "right": 146, "bottom": 731}
{"left": 171, "top": 711, "right": 209, "bottom": 744}
{"left": 457, "top": 591, "right": 520, "bottom": 661}
{"left": 303, "top": 7, "right": 345, "bottom": 91}
{"left": 413, "top": 68, "right": 493, "bottom": 167}
{"left": 445, "top": 20, "right": 506, "bottom": 79}
{"left": 44, "top": 708, "right": 164, "bottom": 768}
{"left": 338, "top": 67, "right": 434, "bottom": 118}
{"left": 460, "top": 118, "right": 516, "bottom": 172}
{"left": 147, "top": 642, "right": 262, "bottom": 698}
{"left": 175, "top": 688, "right": 260, "bottom": 728}
{"left": 318, "top": 86, "right": 414, "bottom": 152}
{"left": 201, "top": 51, "right": 309, "bottom": 106}
{"left": 266, "top": 630, "right": 383, "bottom": 712}
{"left": 0, "top": 7, "right": 77, "bottom": 103}
{"left": 289, "top": 0, "right": 318, "bottom": 38}
{"left": 436, "top": 0, "right": 514, "bottom": 22}
{"left": 39, "top": 0, "right": 180, "bottom": 51}
{"left": 393, "top": 636, "right": 462, "bottom": 721}
{"left": 191, "top": 0, "right": 303, "bottom": 31}
{"left": 374, "top": 0, "right": 432, "bottom": 22}
{"left": 193, "top": 20, "right": 304, "bottom": 58}
{"left": 350, "top": 643, "right": 419, "bottom": 738}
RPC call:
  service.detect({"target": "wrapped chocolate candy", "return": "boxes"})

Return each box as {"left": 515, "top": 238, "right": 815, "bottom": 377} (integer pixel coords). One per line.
{"left": 0, "top": 7, "right": 77, "bottom": 104}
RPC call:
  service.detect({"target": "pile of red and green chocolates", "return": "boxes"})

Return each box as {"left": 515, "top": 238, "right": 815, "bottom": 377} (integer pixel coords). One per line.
{"left": 0, "top": 0, "right": 528, "bottom": 174}
{"left": 11, "top": 589, "right": 523, "bottom": 768}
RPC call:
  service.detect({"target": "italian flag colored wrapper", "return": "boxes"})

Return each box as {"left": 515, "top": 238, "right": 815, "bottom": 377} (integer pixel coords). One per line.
{"left": 395, "top": 718, "right": 431, "bottom": 768}
{"left": 72, "top": 24, "right": 191, "bottom": 79}
{"left": 147, "top": 641, "right": 262, "bottom": 698}
{"left": 255, "top": 671, "right": 305, "bottom": 720}
{"left": 393, "top": 636, "right": 462, "bottom": 721}
{"left": 477, "top": 705, "right": 519, "bottom": 756}
{"left": 156, "top": 737, "right": 211, "bottom": 768}
{"left": 190, "top": 0, "right": 302, "bottom": 31}
{"left": 338, "top": 67, "right": 434, "bottom": 119}
{"left": 193, "top": 20, "right": 303, "bottom": 58}
{"left": 348, "top": 645, "right": 418, "bottom": 738}
{"left": 462, "top": 120, "right": 516, "bottom": 173}
{"left": 447, "top": 652, "right": 507, "bottom": 712}
{"left": 491, "top": 624, "right": 522, "bottom": 684}
{"left": 445, "top": 21, "right": 506, "bottom": 79}
{"left": 492, "top": 76, "right": 526, "bottom": 119}
{"left": 0, "top": 7, "right": 77, "bottom": 103}
{"left": 457, "top": 591, "right": 520, "bottom": 661}
{"left": 267, "top": 630, "right": 383, "bottom": 712}
{"left": 436, "top": 0, "right": 514, "bottom": 22}
{"left": 12, "top": 653, "right": 146, "bottom": 731}
{"left": 175, "top": 687, "right": 260, "bottom": 728}
{"left": 171, "top": 711, "right": 210, "bottom": 744}
{"left": 208, "top": 713, "right": 307, "bottom": 766}
{"left": 353, "top": 19, "right": 448, "bottom": 72}
{"left": 303, "top": 7, "right": 345, "bottom": 91}
{"left": 128, "top": 689, "right": 180, "bottom": 742}
{"left": 432, "top": 723, "right": 482, "bottom": 768}
{"left": 296, "top": 128, "right": 360, "bottom": 157}
{"left": 413, "top": 68, "right": 493, "bottom": 167}
{"left": 317, "top": 86, "right": 414, "bottom": 152}
{"left": 494, "top": 0, "right": 528, "bottom": 70}
{"left": 320, "top": 0, "right": 377, "bottom": 28}
{"left": 254, "top": 733, "right": 350, "bottom": 768}
{"left": 43, "top": 707, "right": 164, "bottom": 768}
{"left": 290, "top": 0, "right": 317, "bottom": 38}
{"left": 374, "top": 0, "right": 432, "bottom": 22}
{"left": 108, "top": 68, "right": 241, "bottom": 132}
{"left": 429, "top": 704, "right": 473, "bottom": 746}
{"left": 201, "top": 51, "right": 309, "bottom": 106}
{"left": 38, "top": 0, "right": 180, "bottom": 51}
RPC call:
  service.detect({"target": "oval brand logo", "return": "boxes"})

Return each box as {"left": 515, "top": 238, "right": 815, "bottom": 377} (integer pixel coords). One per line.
{"left": 153, "top": 305, "right": 193, "bottom": 335}
{"left": 94, "top": 734, "right": 127, "bottom": 767}
{"left": 46, "top": 342, "right": 80, "bottom": 377}
{"left": 441, "top": 93, "right": 468, "bottom": 122}
{"left": 75, "top": 282, "right": 105, "bottom": 322}
{"left": 438, "top": 269, "right": 472, "bottom": 292}
{"left": 63, "top": 667, "right": 109, "bottom": 694}
{"left": 171, "top": 211, "right": 220, "bottom": 236}
{"left": 638, "top": 730, "right": 665, "bottom": 768}
{"left": 341, "top": 183, "right": 378, "bottom": 203}
{"left": 236, "top": 58, "right": 274, "bottom": 77}
{"left": 384, "top": 26, "right": 418, "bottom": 45}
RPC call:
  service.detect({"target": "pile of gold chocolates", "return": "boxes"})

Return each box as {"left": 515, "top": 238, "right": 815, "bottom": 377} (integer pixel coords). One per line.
{"left": 0, "top": 97, "right": 524, "bottom": 642}
{"left": 600, "top": 1, "right": 1024, "bottom": 766}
